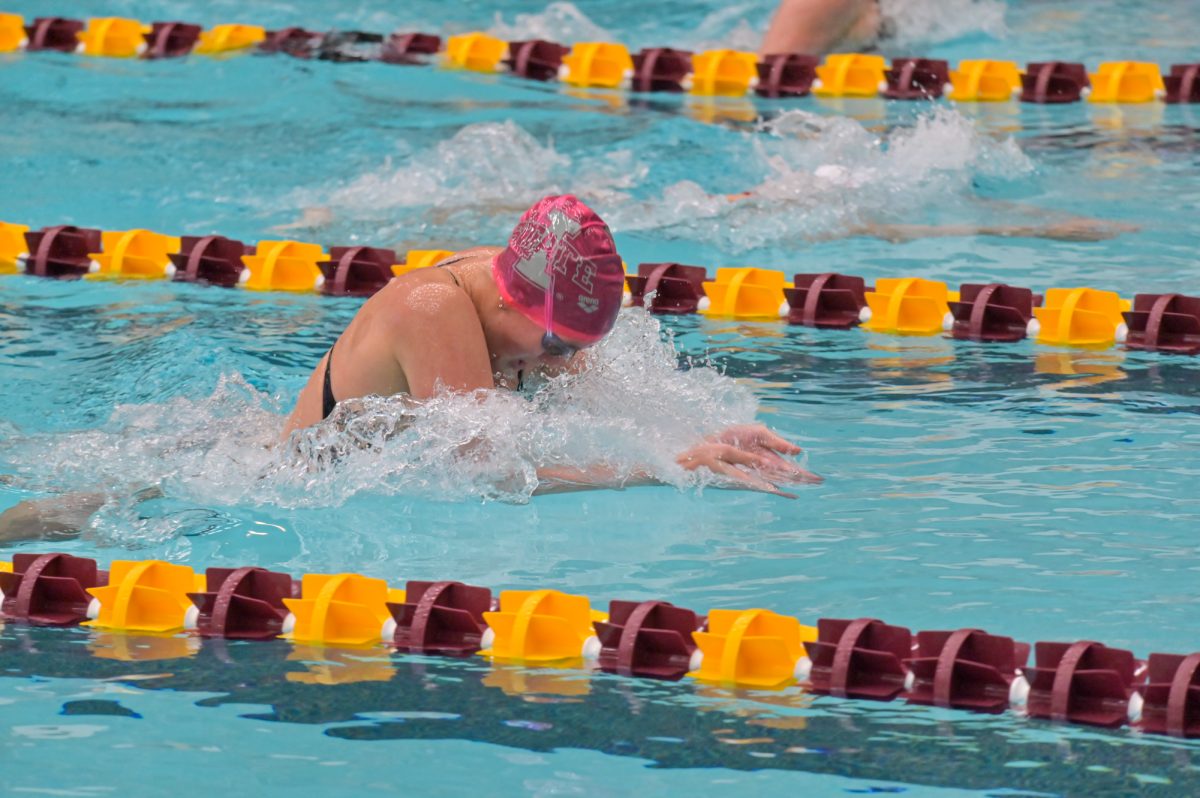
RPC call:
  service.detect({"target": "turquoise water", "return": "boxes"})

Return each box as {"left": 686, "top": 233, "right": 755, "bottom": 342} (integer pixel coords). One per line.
{"left": 3, "top": 0, "right": 1200, "bottom": 795}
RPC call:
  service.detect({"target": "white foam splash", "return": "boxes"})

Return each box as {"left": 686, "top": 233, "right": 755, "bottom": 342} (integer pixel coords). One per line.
{"left": 0, "top": 312, "right": 762, "bottom": 518}
{"left": 879, "top": 0, "right": 1008, "bottom": 47}
{"left": 330, "top": 122, "right": 570, "bottom": 212}
{"left": 323, "top": 121, "right": 644, "bottom": 242}
{"left": 607, "top": 107, "right": 1033, "bottom": 247}
{"left": 760, "top": 105, "right": 1032, "bottom": 195}
{"left": 487, "top": 2, "right": 613, "bottom": 43}
{"left": 685, "top": 2, "right": 770, "bottom": 52}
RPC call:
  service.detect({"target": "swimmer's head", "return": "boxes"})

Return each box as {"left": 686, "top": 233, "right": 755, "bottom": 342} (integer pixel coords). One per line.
{"left": 491, "top": 195, "right": 626, "bottom": 349}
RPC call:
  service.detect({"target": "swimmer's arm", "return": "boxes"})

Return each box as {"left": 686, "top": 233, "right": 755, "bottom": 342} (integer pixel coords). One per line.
{"left": 761, "top": 0, "right": 876, "bottom": 56}
{"left": 532, "top": 426, "right": 822, "bottom": 497}
{"left": 532, "top": 464, "right": 658, "bottom": 495}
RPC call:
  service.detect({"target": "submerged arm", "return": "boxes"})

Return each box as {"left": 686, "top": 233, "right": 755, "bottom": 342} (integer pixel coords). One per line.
{"left": 0, "top": 493, "right": 106, "bottom": 544}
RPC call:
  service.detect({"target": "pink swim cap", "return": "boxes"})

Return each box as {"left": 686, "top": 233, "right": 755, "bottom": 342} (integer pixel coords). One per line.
{"left": 492, "top": 195, "right": 626, "bottom": 345}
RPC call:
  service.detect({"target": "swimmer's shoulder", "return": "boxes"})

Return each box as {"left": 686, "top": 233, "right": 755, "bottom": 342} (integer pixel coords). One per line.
{"left": 386, "top": 247, "right": 501, "bottom": 289}
{"left": 367, "top": 245, "right": 499, "bottom": 333}
{"left": 371, "top": 265, "right": 478, "bottom": 337}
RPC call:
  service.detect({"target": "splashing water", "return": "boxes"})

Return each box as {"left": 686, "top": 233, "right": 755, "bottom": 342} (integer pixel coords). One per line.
{"left": 683, "top": 2, "right": 771, "bottom": 52}
{"left": 487, "top": 2, "right": 613, "bottom": 44}
{"left": 880, "top": 0, "right": 1007, "bottom": 47}
{"left": 329, "top": 122, "right": 570, "bottom": 212}
{"left": 0, "top": 312, "right": 767, "bottom": 518}
{"left": 322, "top": 121, "right": 645, "bottom": 244}
{"left": 606, "top": 107, "right": 1033, "bottom": 249}
{"left": 320, "top": 110, "right": 1028, "bottom": 253}
{"left": 482, "top": 0, "right": 1006, "bottom": 53}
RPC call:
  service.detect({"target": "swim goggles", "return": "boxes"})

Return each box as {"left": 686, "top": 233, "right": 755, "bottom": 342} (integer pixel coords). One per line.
{"left": 541, "top": 268, "right": 580, "bottom": 359}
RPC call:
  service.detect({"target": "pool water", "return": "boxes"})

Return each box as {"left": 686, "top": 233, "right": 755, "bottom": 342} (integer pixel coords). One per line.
{"left": 2, "top": 0, "right": 1200, "bottom": 795}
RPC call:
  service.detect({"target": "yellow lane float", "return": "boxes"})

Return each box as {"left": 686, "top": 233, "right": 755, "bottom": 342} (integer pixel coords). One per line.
{"left": 862, "top": 277, "right": 954, "bottom": 335}
{"left": 690, "top": 49, "right": 758, "bottom": 96}
{"left": 480, "top": 589, "right": 601, "bottom": 664}
{"left": 690, "top": 608, "right": 818, "bottom": 688}
{"left": 947, "top": 60, "right": 1022, "bottom": 101}
{"left": 193, "top": 23, "right": 266, "bottom": 55}
{"left": 1087, "top": 62, "right": 1165, "bottom": 103}
{"left": 560, "top": 42, "right": 633, "bottom": 88}
{"left": 76, "top": 17, "right": 150, "bottom": 57}
{"left": 0, "top": 221, "right": 29, "bottom": 273}
{"left": 1032, "top": 287, "right": 1129, "bottom": 347}
{"left": 445, "top": 32, "right": 507, "bottom": 72}
{"left": 282, "top": 573, "right": 405, "bottom": 647}
{"left": 700, "top": 267, "right": 788, "bottom": 319}
{"left": 84, "top": 560, "right": 204, "bottom": 634}
{"left": 814, "top": 53, "right": 887, "bottom": 97}
{"left": 88, "top": 229, "right": 180, "bottom": 278}
{"left": 240, "top": 239, "right": 327, "bottom": 291}
{"left": 0, "top": 12, "right": 26, "bottom": 52}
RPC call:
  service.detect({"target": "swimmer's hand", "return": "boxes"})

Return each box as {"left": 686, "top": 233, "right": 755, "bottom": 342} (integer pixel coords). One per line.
{"left": 707, "top": 424, "right": 823, "bottom": 485}
{"left": 677, "top": 425, "right": 821, "bottom": 498}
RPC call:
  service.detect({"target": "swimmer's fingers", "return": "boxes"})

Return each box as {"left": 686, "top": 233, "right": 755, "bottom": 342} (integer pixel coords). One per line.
{"left": 748, "top": 426, "right": 803, "bottom": 455}
{"left": 708, "top": 460, "right": 797, "bottom": 499}
{"left": 715, "top": 439, "right": 822, "bottom": 485}
{"left": 752, "top": 453, "right": 824, "bottom": 485}
{"left": 678, "top": 444, "right": 797, "bottom": 498}
{"left": 711, "top": 424, "right": 803, "bottom": 455}
{"left": 676, "top": 443, "right": 764, "bottom": 474}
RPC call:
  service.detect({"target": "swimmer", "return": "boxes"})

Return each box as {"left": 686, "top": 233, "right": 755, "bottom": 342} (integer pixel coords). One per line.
{"left": 284, "top": 194, "right": 819, "bottom": 497}
{"left": 0, "top": 197, "right": 815, "bottom": 545}
{"left": 761, "top": 0, "right": 887, "bottom": 57}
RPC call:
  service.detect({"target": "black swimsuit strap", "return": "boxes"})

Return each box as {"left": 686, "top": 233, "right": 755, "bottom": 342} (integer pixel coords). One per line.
{"left": 322, "top": 345, "right": 337, "bottom": 419}
{"left": 436, "top": 255, "right": 466, "bottom": 288}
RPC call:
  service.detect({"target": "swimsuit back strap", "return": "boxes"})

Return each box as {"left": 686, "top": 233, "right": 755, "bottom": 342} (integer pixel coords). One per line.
{"left": 322, "top": 345, "right": 337, "bottom": 419}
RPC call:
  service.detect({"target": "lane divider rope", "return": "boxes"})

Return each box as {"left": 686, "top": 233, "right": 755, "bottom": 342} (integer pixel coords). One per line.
{"left": 2, "top": 13, "right": 1199, "bottom": 105}
{"left": 0, "top": 551, "right": 1195, "bottom": 737}
{"left": 2, "top": 220, "right": 1195, "bottom": 353}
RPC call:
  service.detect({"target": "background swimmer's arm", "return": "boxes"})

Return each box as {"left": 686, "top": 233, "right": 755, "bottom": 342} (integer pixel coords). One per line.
{"left": 850, "top": 217, "right": 1139, "bottom": 242}
{"left": 269, "top": 206, "right": 334, "bottom": 234}
{"left": 761, "top": 0, "right": 878, "bottom": 56}
{"left": 0, "top": 493, "right": 106, "bottom": 543}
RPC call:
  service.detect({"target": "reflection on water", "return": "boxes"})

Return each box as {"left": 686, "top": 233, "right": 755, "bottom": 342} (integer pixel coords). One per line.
{"left": 2, "top": 624, "right": 1198, "bottom": 796}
